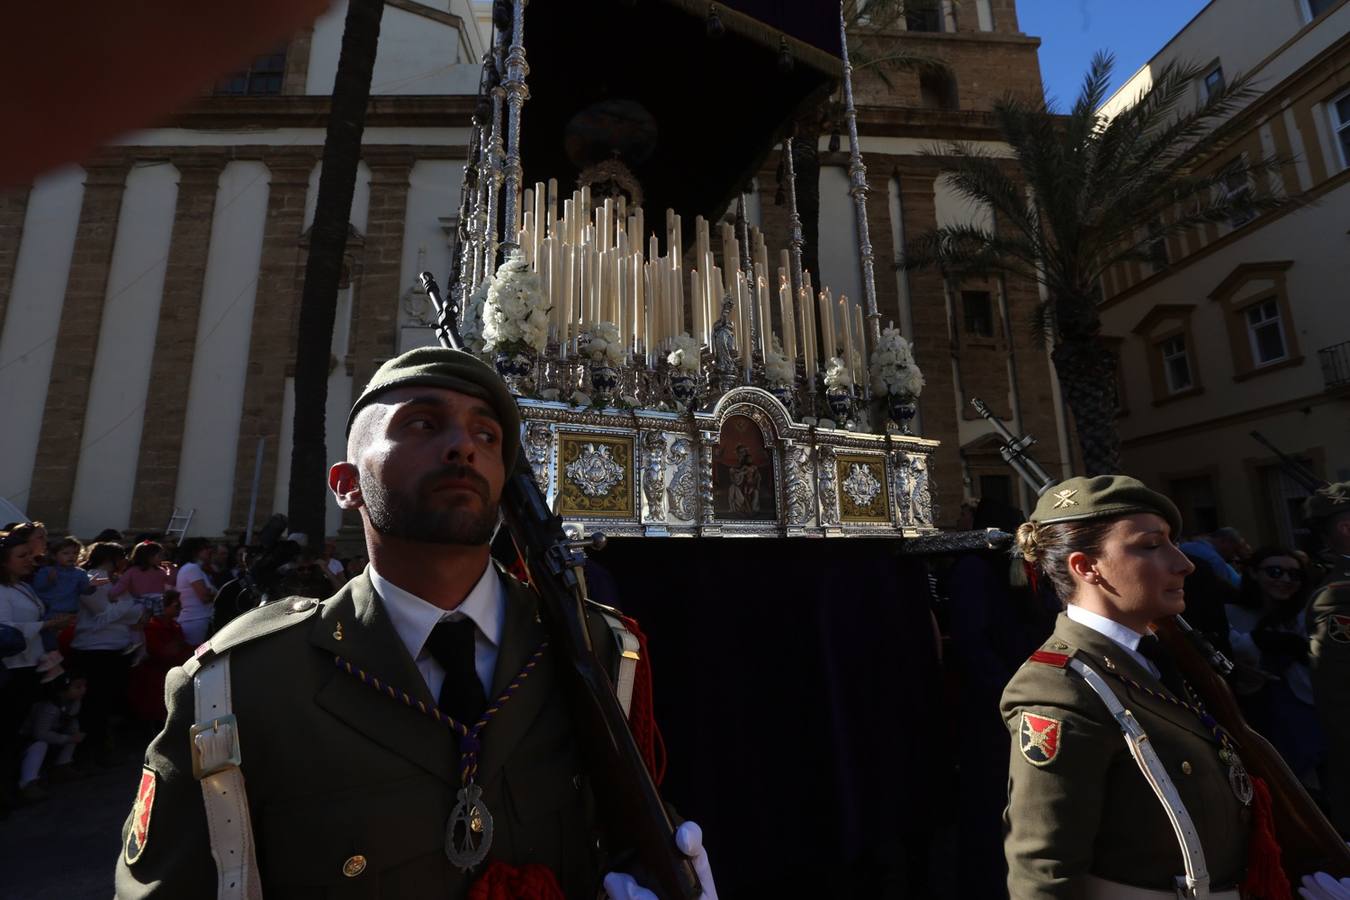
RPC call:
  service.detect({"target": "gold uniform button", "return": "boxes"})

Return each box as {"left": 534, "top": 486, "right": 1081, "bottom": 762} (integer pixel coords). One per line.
{"left": 1181, "top": 761, "right": 1193, "bottom": 775}
{"left": 343, "top": 855, "right": 367, "bottom": 878}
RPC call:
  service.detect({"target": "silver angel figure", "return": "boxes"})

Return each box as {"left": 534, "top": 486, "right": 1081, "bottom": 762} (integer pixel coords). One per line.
{"left": 642, "top": 431, "right": 667, "bottom": 521}
{"left": 711, "top": 295, "right": 738, "bottom": 393}
{"left": 665, "top": 438, "right": 697, "bottom": 521}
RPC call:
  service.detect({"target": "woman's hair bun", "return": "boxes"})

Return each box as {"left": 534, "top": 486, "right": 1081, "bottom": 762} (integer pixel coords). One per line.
{"left": 1014, "top": 521, "right": 1042, "bottom": 564}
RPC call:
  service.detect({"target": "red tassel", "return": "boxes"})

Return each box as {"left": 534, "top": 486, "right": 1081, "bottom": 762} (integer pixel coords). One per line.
{"left": 619, "top": 613, "right": 668, "bottom": 786}
{"left": 468, "top": 861, "right": 565, "bottom": 900}
{"left": 1024, "top": 561, "right": 1040, "bottom": 596}
{"left": 1242, "top": 776, "right": 1291, "bottom": 900}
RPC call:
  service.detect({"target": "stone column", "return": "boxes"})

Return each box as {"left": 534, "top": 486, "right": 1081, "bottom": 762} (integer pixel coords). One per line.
{"left": 350, "top": 152, "right": 413, "bottom": 388}
{"left": 129, "top": 155, "right": 228, "bottom": 533}
{"left": 228, "top": 156, "right": 316, "bottom": 529}
{"left": 28, "top": 159, "right": 131, "bottom": 530}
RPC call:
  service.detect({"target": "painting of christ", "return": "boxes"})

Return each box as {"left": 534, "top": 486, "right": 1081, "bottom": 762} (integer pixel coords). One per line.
{"left": 713, "top": 414, "right": 777, "bottom": 522}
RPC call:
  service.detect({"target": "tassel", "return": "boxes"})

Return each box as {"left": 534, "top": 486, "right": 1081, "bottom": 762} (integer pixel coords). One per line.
{"left": 1023, "top": 561, "right": 1040, "bottom": 596}
{"left": 619, "top": 613, "right": 668, "bottom": 786}
{"left": 1242, "top": 776, "right": 1291, "bottom": 900}
{"left": 469, "top": 861, "right": 565, "bottom": 900}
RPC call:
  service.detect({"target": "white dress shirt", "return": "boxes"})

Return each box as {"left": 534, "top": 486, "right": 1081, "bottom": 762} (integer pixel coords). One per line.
{"left": 370, "top": 560, "right": 505, "bottom": 700}
{"left": 1066, "top": 603, "right": 1161, "bottom": 680}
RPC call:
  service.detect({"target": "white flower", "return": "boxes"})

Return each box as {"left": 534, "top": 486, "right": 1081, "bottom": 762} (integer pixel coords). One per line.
{"left": 764, "top": 338, "right": 795, "bottom": 386}
{"left": 581, "top": 321, "right": 626, "bottom": 366}
{"left": 461, "top": 276, "right": 492, "bottom": 355}
{"left": 824, "top": 356, "right": 853, "bottom": 391}
{"left": 482, "top": 250, "right": 550, "bottom": 354}
{"left": 868, "top": 324, "right": 924, "bottom": 399}
{"left": 666, "top": 333, "right": 702, "bottom": 373}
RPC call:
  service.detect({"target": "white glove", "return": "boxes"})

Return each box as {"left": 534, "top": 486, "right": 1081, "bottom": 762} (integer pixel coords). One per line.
{"left": 602, "top": 821, "right": 718, "bottom": 900}
{"left": 1300, "top": 872, "right": 1350, "bottom": 900}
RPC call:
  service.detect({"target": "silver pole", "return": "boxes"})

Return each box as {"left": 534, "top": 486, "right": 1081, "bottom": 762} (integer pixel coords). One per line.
{"left": 781, "top": 135, "right": 805, "bottom": 298}
{"left": 482, "top": 27, "right": 508, "bottom": 277}
{"left": 244, "top": 436, "right": 265, "bottom": 544}
{"left": 500, "top": 0, "right": 530, "bottom": 255}
{"left": 839, "top": 2, "right": 881, "bottom": 354}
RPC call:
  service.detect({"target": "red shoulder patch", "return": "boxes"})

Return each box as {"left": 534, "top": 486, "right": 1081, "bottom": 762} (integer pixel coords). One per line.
{"left": 1019, "top": 712, "right": 1063, "bottom": 766}
{"left": 124, "top": 767, "right": 156, "bottom": 865}
{"left": 1329, "top": 614, "right": 1350, "bottom": 644}
{"left": 1029, "top": 650, "right": 1070, "bottom": 668}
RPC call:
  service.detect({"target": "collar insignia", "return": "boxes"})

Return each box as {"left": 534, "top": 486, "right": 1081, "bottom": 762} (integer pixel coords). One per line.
{"left": 1052, "top": 489, "right": 1079, "bottom": 509}
{"left": 1018, "top": 712, "right": 1062, "bottom": 766}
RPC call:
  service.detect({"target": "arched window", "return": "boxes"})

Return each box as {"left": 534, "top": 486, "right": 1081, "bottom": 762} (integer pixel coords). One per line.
{"left": 919, "top": 71, "right": 959, "bottom": 110}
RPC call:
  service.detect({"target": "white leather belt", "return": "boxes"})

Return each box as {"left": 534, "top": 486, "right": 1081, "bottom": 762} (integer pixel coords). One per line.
{"left": 192, "top": 654, "right": 263, "bottom": 900}
{"left": 1082, "top": 874, "right": 1240, "bottom": 900}
{"left": 599, "top": 610, "right": 640, "bottom": 718}
{"left": 1068, "top": 659, "right": 1212, "bottom": 900}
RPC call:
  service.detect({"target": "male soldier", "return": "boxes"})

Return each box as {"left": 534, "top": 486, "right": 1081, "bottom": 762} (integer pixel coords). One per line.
{"left": 115, "top": 347, "right": 715, "bottom": 898}
{"left": 1305, "top": 481, "right": 1350, "bottom": 837}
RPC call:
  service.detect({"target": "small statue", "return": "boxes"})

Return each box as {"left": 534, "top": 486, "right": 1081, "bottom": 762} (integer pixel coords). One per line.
{"left": 711, "top": 295, "right": 738, "bottom": 391}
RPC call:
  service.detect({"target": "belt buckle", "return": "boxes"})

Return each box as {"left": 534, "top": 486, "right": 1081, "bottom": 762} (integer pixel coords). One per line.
{"left": 189, "top": 714, "right": 242, "bottom": 780}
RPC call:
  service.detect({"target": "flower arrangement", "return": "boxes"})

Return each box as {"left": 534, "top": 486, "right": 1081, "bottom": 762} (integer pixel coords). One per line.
{"left": 579, "top": 321, "right": 626, "bottom": 367}
{"left": 666, "top": 333, "right": 701, "bottom": 374}
{"left": 764, "top": 339, "right": 795, "bottom": 387}
{"left": 460, "top": 276, "right": 491, "bottom": 355}
{"left": 869, "top": 324, "right": 924, "bottom": 398}
{"left": 824, "top": 356, "right": 853, "bottom": 393}
{"left": 481, "top": 250, "right": 550, "bottom": 354}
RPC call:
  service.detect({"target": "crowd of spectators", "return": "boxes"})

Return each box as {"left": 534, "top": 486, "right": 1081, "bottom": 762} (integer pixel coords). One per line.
{"left": 0, "top": 520, "right": 365, "bottom": 815}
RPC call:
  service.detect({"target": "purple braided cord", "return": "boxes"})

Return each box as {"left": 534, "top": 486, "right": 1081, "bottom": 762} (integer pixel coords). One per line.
{"left": 334, "top": 641, "right": 548, "bottom": 783}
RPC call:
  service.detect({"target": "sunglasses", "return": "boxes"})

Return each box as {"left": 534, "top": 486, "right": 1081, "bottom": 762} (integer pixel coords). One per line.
{"left": 1258, "top": 565, "right": 1304, "bottom": 582}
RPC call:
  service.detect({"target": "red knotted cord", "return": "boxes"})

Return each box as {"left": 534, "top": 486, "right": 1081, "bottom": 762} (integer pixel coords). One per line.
{"left": 1242, "top": 775, "right": 1291, "bottom": 900}
{"left": 468, "top": 860, "right": 565, "bottom": 900}
{"left": 619, "top": 613, "right": 667, "bottom": 786}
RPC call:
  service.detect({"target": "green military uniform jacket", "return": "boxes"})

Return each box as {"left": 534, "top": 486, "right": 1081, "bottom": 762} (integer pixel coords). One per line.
{"left": 1001, "top": 614, "right": 1251, "bottom": 899}
{"left": 1307, "top": 552, "right": 1350, "bottom": 836}
{"left": 115, "top": 568, "right": 621, "bottom": 898}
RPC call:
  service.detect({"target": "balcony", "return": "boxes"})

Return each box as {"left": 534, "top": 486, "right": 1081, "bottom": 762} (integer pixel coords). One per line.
{"left": 1319, "top": 340, "right": 1350, "bottom": 392}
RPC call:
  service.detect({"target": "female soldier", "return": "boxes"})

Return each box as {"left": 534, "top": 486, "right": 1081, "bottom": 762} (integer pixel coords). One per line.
{"left": 1001, "top": 475, "right": 1274, "bottom": 899}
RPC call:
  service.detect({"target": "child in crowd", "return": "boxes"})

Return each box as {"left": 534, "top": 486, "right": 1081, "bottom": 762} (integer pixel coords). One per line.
{"left": 17, "top": 667, "right": 87, "bottom": 803}
{"left": 128, "top": 590, "right": 191, "bottom": 729}
{"left": 33, "top": 537, "right": 94, "bottom": 651}
{"left": 111, "top": 541, "right": 173, "bottom": 617}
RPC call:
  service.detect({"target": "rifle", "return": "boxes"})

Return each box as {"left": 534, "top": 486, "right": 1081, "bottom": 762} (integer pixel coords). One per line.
{"left": 980, "top": 403, "right": 1350, "bottom": 881}
{"left": 419, "top": 272, "right": 701, "bottom": 899}
{"left": 969, "top": 398, "right": 1056, "bottom": 496}
{"left": 1250, "top": 431, "right": 1329, "bottom": 493}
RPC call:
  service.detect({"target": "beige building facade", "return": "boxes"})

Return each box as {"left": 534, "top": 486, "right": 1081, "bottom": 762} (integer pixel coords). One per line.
{"left": 0, "top": 0, "right": 1068, "bottom": 540}
{"left": 1099, "top": 0, "right": 1350, "bottom": 548}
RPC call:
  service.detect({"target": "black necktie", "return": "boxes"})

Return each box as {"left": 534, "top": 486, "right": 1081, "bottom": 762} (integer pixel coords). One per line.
{"left": 425, "top": 618, "right": 487, "bottom": 726}
{"left": 1138, "top": 634, "right": 1186, "bottom": 697}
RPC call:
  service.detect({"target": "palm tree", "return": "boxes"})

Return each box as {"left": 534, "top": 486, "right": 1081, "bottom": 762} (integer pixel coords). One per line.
{"left": 287, "top": 0, "right": 385, "bottom": 543}
{"left": 902, "top": 52, "right": 1287, "bottom": 474}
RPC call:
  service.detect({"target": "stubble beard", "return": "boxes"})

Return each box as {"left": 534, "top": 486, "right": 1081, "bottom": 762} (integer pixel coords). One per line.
{"left": 359, "top": 467, "right": 498, "bottom": 546}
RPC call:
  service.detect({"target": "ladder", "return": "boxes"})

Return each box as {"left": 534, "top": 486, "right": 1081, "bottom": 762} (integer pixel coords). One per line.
{"left": 164, "top": 507, "right": 195, "bottom": 543}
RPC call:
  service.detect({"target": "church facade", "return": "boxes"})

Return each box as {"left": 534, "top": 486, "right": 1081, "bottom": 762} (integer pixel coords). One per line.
{"left": 0, "top": 0, "right": 1070, "bottom": 540}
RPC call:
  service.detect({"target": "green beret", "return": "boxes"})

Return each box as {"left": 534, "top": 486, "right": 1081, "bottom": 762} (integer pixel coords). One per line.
{"left": 1031, "top": 475, "right": 1182, "bottom": 537}
{"left": 347, "top": 347, "right": 521, "bottom": 463}
{"left": 1304, "top": 481, "right": 1350, "bottom": 521}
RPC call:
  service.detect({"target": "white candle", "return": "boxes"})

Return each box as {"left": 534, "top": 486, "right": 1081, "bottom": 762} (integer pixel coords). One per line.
{"left": 756, "top": 272, "right": 771, "bottom": 360}
{"left": 854, "top": 303, "right": 867, "bottom": 388}
{"left": 841, "top": 296, "right": 855, "bottom": 382}
{"left": 691, "top": 269, "right": 704, "bottom": 347}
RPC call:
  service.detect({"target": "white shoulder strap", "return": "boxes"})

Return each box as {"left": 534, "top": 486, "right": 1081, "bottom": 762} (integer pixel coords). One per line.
{"left": 1067, "top": 657, "right": 1211, "bottom": 900}
{"left": 598, "top": 611, "right": 641, "bottom": 719}
{"left": 192, "top": 654, "right": 263, "bottom": 900}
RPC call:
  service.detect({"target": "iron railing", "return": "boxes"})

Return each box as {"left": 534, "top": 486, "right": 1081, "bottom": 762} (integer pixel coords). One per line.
{"left": 1319, "top": 340, "right": 1350, "bottom": 390}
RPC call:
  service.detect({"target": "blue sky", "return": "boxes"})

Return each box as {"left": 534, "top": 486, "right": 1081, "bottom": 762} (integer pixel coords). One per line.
{"left": 1018, "top": 0, "right": 1212, "bottom": 109}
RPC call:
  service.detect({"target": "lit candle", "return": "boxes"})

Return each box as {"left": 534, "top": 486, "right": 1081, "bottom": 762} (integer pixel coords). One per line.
{"left": 756, "top": 271, "right": 771, "bottom": 360}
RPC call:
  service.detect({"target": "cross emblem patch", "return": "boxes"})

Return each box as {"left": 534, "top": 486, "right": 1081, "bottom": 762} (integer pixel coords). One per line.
{"left": 1052, "top": 489, "right": 1079, "bottom": 509}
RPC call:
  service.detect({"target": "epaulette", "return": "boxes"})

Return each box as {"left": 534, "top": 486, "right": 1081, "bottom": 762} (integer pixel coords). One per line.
{"left": 1027, "top": 638, "right": 1077, "bottom": 669}
{"left": 190, "top": 595, "right": 322, "bottom": 667}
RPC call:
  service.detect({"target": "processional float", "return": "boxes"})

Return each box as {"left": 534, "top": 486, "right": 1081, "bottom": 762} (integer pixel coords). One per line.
{"left": 416, "top": 0, "right": 972, "bottom": 544}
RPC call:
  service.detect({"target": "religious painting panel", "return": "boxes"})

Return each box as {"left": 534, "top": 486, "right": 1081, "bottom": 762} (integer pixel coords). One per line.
{"left": 712, "top": 414, "right": 777, "bottom": 522}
